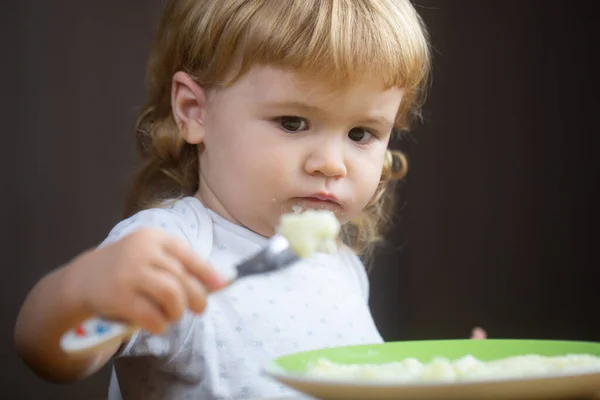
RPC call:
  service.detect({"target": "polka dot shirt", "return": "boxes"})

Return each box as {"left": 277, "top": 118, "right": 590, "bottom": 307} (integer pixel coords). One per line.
{"left": 106, "top": 197, "right": 384, "bottom": 400}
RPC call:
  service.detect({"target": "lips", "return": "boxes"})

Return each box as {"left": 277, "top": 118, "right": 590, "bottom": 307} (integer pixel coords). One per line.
{"left": 293, "top": 193, "right": 343, "bottom": 214}
{"left": 303, "top": 192, "right": 340, "bottom": 204}
{"left": 290, "top": 194, "right": 344, "bottom": 218}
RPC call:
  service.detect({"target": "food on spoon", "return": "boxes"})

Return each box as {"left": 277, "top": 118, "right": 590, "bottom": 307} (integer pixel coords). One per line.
{"left": 278, "top": 209, "right": 340, "bottom": 258}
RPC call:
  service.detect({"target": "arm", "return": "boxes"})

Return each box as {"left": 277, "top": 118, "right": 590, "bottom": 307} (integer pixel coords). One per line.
{"left": 14, "top": 251, "right": 121, "bottom": 383}
{"left": 14, "top": 229, "right": 226, "bottom": 384}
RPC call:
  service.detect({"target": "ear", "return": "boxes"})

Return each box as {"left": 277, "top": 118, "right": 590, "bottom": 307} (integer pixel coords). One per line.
{"left": 171, "top": 71, "right": 208, "bottom": 144}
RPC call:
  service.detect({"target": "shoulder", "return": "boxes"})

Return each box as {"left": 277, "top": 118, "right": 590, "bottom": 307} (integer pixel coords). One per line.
{"left": 101, "top": 197, "right": 214, "bottom": 257}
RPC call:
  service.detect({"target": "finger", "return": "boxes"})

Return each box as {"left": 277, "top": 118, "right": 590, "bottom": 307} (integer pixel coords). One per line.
{"left": 182, "top": 276, "right": 208, "bottom": 314}
{"left": 162, "top": 237, "right": 227, "bottom": 291}
{"left": 121, "top": 295, "right": 170, "bottom": 334}
{"left": 136, "top": 268, "right": 187, "bottom": 322}
{"left": 151, "top": 252, "right": 209, "bottom": 314}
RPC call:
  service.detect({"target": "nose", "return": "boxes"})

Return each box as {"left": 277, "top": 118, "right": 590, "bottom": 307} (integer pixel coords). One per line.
{"left": 304, "top": 138, "right": 347, "bottom": 179}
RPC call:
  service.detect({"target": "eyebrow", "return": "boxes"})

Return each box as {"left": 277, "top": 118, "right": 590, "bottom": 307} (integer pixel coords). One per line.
{"left": 265, "top": 101, "right": 327, "bottom": 116}
{"left": 265, "top": 101, "right": 395, "bottom": 130}
{"left": 357, "top": 115, "right": 395, "bottom": 131}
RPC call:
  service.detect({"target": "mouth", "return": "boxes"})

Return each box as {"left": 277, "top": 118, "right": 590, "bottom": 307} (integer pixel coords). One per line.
{"left": 302, "top": 192, "right": 340, "bottom": 204}
{"left": 300, "top": 198, "right": 339, "bottom": 207}
{"left": 294, "top": 193, "right": 342, "bottom": 213}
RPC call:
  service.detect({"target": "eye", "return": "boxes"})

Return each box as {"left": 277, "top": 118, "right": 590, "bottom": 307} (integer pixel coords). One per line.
{"left": 348, "top": 127, "right": 374, "bottom": 143}
{"left": 277, "top": 116, "right": 309, "bottom": 132}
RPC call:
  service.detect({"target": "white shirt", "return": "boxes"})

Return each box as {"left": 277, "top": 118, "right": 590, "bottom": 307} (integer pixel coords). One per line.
{"left": 105, "top": 197, "right": 383, "bottom": 400}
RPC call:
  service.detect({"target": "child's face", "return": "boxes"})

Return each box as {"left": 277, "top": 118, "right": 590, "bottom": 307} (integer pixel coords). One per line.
{"left": 195, "top": 66, "right": 403, "bottom": 237}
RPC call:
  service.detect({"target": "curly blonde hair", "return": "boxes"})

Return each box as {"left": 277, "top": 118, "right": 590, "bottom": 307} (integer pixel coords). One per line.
{"left": 126, "top": 0, "right": 431, "bottom": 260}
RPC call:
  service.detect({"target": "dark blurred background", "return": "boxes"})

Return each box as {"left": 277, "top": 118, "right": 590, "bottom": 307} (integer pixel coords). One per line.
{"left": 2, "top": 0, "right": 598, "bottom": 398}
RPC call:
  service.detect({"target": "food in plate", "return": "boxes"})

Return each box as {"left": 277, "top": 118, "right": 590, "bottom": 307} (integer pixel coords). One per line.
{"left": 305, "top": 354, "right": 600, "bottom": 383}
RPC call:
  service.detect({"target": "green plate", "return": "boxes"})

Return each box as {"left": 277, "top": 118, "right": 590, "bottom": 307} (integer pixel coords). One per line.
{"left": 264, "top": 340, "right": 600, "bottom": 399}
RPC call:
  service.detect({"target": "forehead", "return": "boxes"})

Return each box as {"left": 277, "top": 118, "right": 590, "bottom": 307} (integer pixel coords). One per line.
{"left": 229, "top": 65, "right": 403, "bottom": 117}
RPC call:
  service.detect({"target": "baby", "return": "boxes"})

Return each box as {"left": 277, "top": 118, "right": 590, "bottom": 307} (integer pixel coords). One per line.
{"left": 15, "top": 0, "right": 432, "bottom": 399}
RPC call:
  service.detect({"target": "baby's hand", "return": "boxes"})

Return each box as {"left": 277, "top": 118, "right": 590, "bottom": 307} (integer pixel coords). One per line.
{"left": 470, "top": 327, "right": 487, "bottom": 340}
{"left": 68, "top": 228, "right": 226, "bottom": 334}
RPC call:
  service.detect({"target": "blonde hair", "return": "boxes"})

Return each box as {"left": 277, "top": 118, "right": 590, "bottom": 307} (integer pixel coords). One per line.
{"left": 127, "top": 0, "right": 431, "bottom": 260}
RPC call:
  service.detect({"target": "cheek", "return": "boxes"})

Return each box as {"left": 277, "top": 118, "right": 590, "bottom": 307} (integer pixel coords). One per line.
{"left": 360, "top": 166, "right": 383, "bottom": 203}
{"left": 346, "top": 158, "right": 386, "bottom": 215}
{"left": 209, "top": 121, "right": 293, "bottom": 183}
{"left": 352, "top": 148, "right": 386, "bottom": 190}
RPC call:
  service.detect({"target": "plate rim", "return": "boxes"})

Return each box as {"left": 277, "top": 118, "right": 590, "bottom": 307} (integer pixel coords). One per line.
{"left": 263, "top": 339, "right": 600, "bottom": 389}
